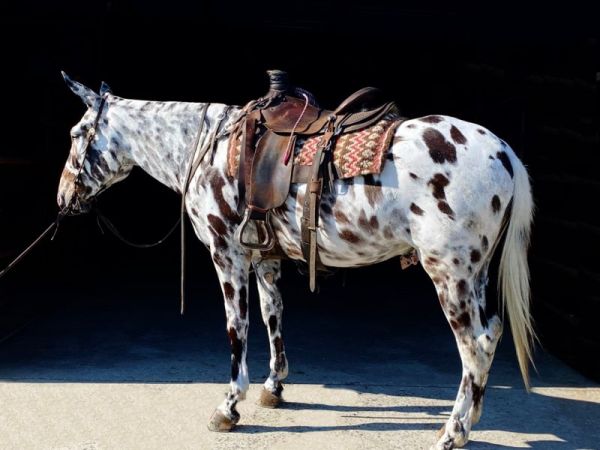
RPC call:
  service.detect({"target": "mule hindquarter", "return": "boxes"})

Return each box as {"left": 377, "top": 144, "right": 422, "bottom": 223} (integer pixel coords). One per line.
{"left": 270, "top": 115, "right": 530, "bottom": 449}
{"left": 272, "top": 116, "right": 513, "bottom": 271}
{"left": 200, "top": 115, "right": 532, "bottom": 450}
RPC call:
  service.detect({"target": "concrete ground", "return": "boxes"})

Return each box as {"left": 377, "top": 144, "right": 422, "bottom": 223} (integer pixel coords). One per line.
{"left": 0, "top": 268, "right": 599, "bottom": 450}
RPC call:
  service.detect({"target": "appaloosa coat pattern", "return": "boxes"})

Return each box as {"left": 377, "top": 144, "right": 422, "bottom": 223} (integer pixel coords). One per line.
{"left": 57, "top": 74, "right": 534, "bottom": 450}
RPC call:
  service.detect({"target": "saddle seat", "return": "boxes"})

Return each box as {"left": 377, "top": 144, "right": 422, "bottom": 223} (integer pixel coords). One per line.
{"left": 231, "top": 70, "right": 402, "bottom": 291}
{"left": 260, "top": 86, "right": 386, "bottom": 135}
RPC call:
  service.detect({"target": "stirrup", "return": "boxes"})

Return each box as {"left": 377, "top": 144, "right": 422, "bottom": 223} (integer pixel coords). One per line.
{"left": 236, "top": 208, "right": 276, "bottom": 251}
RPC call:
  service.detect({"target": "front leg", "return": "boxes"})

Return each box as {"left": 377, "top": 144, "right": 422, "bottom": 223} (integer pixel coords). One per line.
{"left": 207, "top": 245, "right": 251, "bottom": 432}
{"left": 253, "top": 259, "right": 288, "bottom": 408}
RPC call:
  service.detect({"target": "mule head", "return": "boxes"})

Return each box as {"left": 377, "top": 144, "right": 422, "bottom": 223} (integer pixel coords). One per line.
{"left": 57, "top": 72, "right": 133, "bottom": 214}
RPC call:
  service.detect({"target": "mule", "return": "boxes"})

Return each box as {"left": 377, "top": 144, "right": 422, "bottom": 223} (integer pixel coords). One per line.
{"left": 57, "top": 73, "right": 534, "bottom": 449}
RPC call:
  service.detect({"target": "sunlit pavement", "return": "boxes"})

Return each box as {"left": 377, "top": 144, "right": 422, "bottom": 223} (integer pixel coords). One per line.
{"left": 1, "top": 276, "right": 598, "bottom": 449}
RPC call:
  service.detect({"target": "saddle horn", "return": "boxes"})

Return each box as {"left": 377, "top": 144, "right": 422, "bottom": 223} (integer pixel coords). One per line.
{"left": 266, "top": 69, "right": 290, "bottom": 95}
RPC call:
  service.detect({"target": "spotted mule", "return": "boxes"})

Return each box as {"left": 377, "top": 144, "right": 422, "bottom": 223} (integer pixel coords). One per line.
{"left": 57, "top": 74, "right": 534, "bottom": 450}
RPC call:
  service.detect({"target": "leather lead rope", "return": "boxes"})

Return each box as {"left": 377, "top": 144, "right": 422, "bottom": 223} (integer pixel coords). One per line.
{"left": 2, "top": 101, "right": 232, "bottom": 318}
{"left": 179, "top": 105, "right": 232, "bottom": 314}
{"left": 95, "top": 208, "right": 181, "bottom": 249}
{"left": 0, "top": 95, "right": 108, "bottom": 280}
{"left": 180, "top": 103, "right": 209, "bottom": 315}
{"left": 0, "top": 214, "right": 64, "bottom": 280}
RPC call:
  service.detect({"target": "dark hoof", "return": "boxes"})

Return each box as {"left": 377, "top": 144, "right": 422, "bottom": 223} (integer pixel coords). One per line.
{"left": 436, "top": 424, "right": 446, "bottom": 439}
{"left": 207, "top": 410, "right": 238, "bottom": 432}
{"left": 434, "top": 418, "right": 468, "bottom": 449}
{"left": 258, "top": 388, "right": 283, "bottom": 408}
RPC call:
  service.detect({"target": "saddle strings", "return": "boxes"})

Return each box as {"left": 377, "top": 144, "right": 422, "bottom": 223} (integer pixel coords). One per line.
{"left": 282, "top": 93, "right": 309, "bottom": 165}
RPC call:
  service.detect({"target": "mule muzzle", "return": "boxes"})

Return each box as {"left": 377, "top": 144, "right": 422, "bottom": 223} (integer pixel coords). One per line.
{"left": 57, "top": 189, "right": 93, "bottom": 215}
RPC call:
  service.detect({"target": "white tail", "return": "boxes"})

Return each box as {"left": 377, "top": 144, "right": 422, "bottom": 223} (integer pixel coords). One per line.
{"left": 498, "top": 152, "right": 535, "bottom": 390}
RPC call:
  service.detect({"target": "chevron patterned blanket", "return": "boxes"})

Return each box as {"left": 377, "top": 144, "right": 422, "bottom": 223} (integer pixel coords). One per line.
{"left": 294, "top": 115, "right": 401, "bottom": 179}
{"left": 227, "top": 114, "right": 401, "bottom": 180}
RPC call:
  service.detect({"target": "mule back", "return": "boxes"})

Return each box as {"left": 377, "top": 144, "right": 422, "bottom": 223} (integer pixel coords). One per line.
{"left": 230, "top": 70, "right": 402, "bottom": 289}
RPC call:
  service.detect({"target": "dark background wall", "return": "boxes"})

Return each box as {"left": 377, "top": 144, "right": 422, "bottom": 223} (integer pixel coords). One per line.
{"left": 0, "top": 2, "right": 598, "bottom": 379}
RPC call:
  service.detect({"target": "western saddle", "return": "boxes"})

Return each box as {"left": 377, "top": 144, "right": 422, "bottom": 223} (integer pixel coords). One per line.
{"left": 231, "top": 70, "right": 399, "bottom": 291}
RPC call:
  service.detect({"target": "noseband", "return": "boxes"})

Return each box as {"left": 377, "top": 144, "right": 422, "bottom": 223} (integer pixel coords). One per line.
{"left": 65, "top": 94, "right": 108, "bottom": 215}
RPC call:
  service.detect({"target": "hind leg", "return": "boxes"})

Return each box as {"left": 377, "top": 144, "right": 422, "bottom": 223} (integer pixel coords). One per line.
{"left": 423, "top": 256, "right": 503, "bottom": 449}
{"left": 253, "top": 259, "right": 288, "bottom": 408}
{"left": 469, "top": 264, "right": 499, "bottom": 425}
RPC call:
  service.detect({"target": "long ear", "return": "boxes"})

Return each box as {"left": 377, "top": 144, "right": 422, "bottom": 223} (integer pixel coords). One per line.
{"left": 100, "top": 81, "right": 112, "bottom": 96}
{"left": 61, "top": 71, "right": 98, "bottom": 107}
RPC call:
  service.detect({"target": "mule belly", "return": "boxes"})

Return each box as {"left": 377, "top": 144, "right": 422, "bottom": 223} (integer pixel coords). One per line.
{"left": 273, "top": 224, "right": 411, "bottom": 268}
{"left": 271, "top": 185, "right": 413, "bottom": 268}
{"left": 319, "top": 224, "right": 413, "bottom": 268}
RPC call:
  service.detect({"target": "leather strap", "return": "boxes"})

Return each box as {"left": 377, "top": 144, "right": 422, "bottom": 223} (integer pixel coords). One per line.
{"left": 239, "top": 112, "right": 259, "bottom": 213}
{"left": 301, "top": 123, "right": 335, "bottom": 291}
{"left": 291, "top": 163, "right": 341, "bottom": 184}
{"left": 335, "top": 102, "right": 398, "bottom": 133}
{"left": 333, "top": 87, "right": 381, "bottom": 115}
{"left": 189, "top": 106, "right": 232, "bottom": 181}
{"left": 298, "top": 104, "right": 395, "bottom": 290}
{"left": 0, "top": 215, "right": 64, "bottom": 280}
{"left": 180, "top": 103, "right": 209, "bottom": 314}
{"left": 180, "top": 104, "right": 232, "bottom": 314}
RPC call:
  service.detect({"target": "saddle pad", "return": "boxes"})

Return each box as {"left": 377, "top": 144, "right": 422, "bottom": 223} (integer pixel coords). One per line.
{"left": 294, "top": 115, "right": 401, "bottom": 179}
{"left": 227, "top": 115, "right": 402, "bottom": 180}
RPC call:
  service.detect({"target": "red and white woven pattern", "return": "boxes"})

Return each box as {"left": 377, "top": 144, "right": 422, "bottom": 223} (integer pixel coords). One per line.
{"left": 227, "top": 115, "right": 401, "bottom": 179}
{"left": 295, "top": 115, "right": 401, "bottom": 179}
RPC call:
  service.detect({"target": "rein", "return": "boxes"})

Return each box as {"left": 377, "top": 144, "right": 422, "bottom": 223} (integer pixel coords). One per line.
{"left": 95, "top": 208, "right": 181, "bottom": 249}
{"left": 0, "top": 214, "right": 65, "bottom": 280}
{"left": 0, "top": 95, "right": 108, "bottom": 280}
{"left": 179, "top": 104, "right": 232, "bottom": 314}
{"left": 1, "top": 100, "right": 233, "bottom": 316}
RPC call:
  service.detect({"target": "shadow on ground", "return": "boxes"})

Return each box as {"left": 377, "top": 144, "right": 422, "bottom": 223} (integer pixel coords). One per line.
{"left": 1, "top": 261, "right": 598, "bottom": 448}
{"left": 234, "top": 391, "right": 599, "bottom": 449}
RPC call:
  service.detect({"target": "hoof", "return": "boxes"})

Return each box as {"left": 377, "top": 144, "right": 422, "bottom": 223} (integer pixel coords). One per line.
{"left": 207, "top": 409, "right": 239, "bottom": 432}
{"left": 450, "top": 417, "right": 469, "bottom": 448}
{"left": 434, "top": 418, "right": 468, "bottom": 449}
{"left": 436, "top": 424, "right": 446, "bottom": 439}
{"left": 258, "top": 388, "right": 283, "bottom": 408}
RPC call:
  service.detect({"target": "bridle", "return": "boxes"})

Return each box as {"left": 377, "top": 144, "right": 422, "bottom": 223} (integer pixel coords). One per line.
{"left": 67, "top": 94, "right": 109, "bottom": 215}
{"left": 1, "top": 99, "right": 234, "bottom": 316}
{"left": 0, "top": 94, "right": 108, "bottom": 279}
